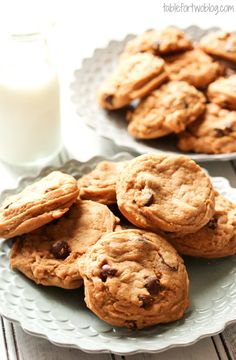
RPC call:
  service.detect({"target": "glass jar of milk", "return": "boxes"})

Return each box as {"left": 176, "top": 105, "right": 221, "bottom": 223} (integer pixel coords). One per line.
{"left": 0, "top": 31, "right": 62, "bottom": 166}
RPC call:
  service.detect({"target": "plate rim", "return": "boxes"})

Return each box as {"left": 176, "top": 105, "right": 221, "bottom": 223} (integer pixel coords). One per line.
{"left": 0, "top": 152, "right": 236, "bottom": 355}
{"left": 1, "top": 311, "right": 236, "bottom": 355}
{"left": 70, "top": 25, "right": 236, "bottom": 162}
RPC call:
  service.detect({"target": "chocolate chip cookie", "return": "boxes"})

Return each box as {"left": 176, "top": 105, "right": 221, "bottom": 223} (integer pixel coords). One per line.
{"left": 208, "top": 75, "right": 236, "bottom": 110}
{"left": 200, "top": 31, "right": 236, "bottom": 63}
{"left": 98, "top": 53, "right": 167, "bottom": 109}
{"left": 0, "top": 171, "right": 79, "bottom": 239}
{"left": 127, "top": 81, "right": 206, "bottom": 139}
{"left": 121, "top": 27, "right": 192, "bottom": 58}
{"left": 79, "top": 229, "right": 189, "bottom": 329}
{"left": 10, "top": 200, "right": 119, "bottom": 289}
{"left": 178, "top": 103, "right": 236, "bottom": 154}
{"left": 78, "top": 161, "right": 126, "bottom": 205}
{"left": 166, "top": 192, "right": 236, "bottom": 258}
{"left": 116, "top": 154, "right": 215, "bottom": 234}
{"left": 165, "top": 49, "right": 225, "bottom": 88}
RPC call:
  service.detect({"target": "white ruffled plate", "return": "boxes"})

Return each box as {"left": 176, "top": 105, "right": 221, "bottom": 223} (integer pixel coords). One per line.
{"left": 0, "top": 153, "right": 236, "bottom": 355}
{"left": 71, "top": 25, "right": 236, "bottom": 162}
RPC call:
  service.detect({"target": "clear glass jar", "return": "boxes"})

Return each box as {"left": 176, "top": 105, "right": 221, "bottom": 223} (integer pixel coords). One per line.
{"left": 0, "top": 31, "right": 62, "bottom": 166}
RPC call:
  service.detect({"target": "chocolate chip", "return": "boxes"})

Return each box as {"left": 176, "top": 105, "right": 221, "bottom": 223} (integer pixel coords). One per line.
{"left": 214, "top": 128, "right": 226, "bottom": 137}
{"left": 140, "top": 188, "right": 154, "bottom": 206}
{"left": 100, "top": 264, "right": 117, "bottom": 282}
{"left": 225, "top": 126, "right": 234, "bottom": 134}
{"left": 138, "top": 294, "right": 154, "bottom": 309}
{"left": 125, "top": 320, "right": 137, "bottom": 330}
{"left": 214, "top": 127, "right": 233, "bottom": 137}
{"left": 208, "top": 217, "right": 218, "bottom": 230}
{"left": 50, "top": 241, "right": 71, "bottom": 259}
{"left": 105, "top": 95, "right": 113, "bottom": 106}
{"left": 145, "top": 277, "right": 161, "bottom": 296}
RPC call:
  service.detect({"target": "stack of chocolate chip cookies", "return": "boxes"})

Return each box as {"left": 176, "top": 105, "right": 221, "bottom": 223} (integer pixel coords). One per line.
{"left": 1, "top": 154, "right": 236, "bottom": 330}
{"left": 98, "top": 27, "right": 236, "bottom": 155}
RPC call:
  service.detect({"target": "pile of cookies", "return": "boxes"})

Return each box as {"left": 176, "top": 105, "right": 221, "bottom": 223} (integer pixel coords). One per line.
{"left": 98, "top": 27, "right": 236, "bottom": 154}
{"left": 1, "top": 154, "right": 236, "bottom": 330}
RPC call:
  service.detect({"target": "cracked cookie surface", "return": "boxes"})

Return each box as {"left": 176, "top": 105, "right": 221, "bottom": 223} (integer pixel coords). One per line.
{"left": 208, "top": 75, "right": 236, "bottom": 110}
{"left": 79, "top": 229, "right": 189, "bottom": 329}
{"left": 200, "top": 31, "right": 236, "bottom": 63}
{"left": 78, "top": 161, "right": 126, "bottom": 205}
{"left": 116, "top": 154, "right": 215, "bottom": 234}
{"left": 0, "top": 171, "right": 79, "bottom": 239}
{"left": 178, "top": 103, "right": 236, "bottom": 154}
{"left": 121, "top": 27, "right": 192, "bottom": 58}
{"left": 166, "top": 192, "right": 236, "bottom": 258}
{"left": 165, "top": 49, "right": 225, "bottom": 88}
{"left": 98, "top": 53, "right": 167, "bottom": 109}
{"left": 10, "top": 200, "right": 119, "bottom": 289}
{"left": 127, "top": 81, "right": 206, "bottom": 139}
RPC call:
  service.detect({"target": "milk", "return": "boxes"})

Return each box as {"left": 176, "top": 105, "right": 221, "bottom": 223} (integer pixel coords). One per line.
{"left": 0, "top": 34, "right": 62, "bottom": 166}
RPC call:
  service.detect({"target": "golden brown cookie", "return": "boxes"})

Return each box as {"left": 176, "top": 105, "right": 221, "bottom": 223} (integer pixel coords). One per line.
{"left": 200, "top": 31, "right": 236, "bottom": 63}
{"left": 127, "top": 81, "right": 206, "bottom": 139}
{"left": 165, "top": 49, "right": 225, "bottom": 88}
{"left": 10, "top": 200, "right": 119, "bottom": 289}
{"left": 121, "top": 27, "right": 192, "bottom": 58}
{"left": 207, "top": 75, "right": 236, "bottom": 110}
{"left": 0, "top": 171, "right": 79, "bottom": 239}
{"left": 116, "top": 154, "right": 215, "bottom": 234}
{"left": 178, "top": 103, "right": 236, "bottom": 154}
{"left": 77, "top": 161, "right": 126, "bottom": 205}
{"left": 98, "top": 53, "right": 167, "bottom": 109}
{"left": 79, "top": 229, "right": 189, "bottom": 329}
{"left": 166, "top": 192, "right": 236, "bottom": 258}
